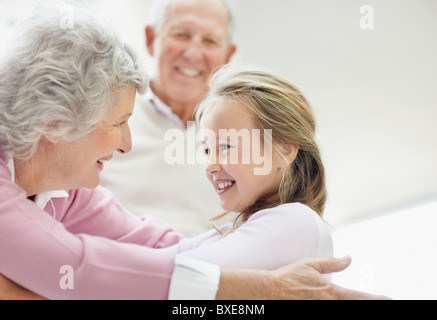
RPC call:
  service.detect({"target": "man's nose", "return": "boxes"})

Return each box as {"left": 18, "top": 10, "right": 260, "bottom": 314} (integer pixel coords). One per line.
{"left": 183, "top": 38, "right": 204, "bottom": 61}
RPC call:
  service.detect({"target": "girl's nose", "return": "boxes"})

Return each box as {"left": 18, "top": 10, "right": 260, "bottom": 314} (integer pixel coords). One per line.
{"left": 205, "top": 150, "right": 221, "bottom": 176}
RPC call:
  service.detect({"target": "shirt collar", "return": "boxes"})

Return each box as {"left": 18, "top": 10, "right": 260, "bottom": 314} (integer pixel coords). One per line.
{"left": 143, "top": 89, "right": 186, "bottom": 129}
{"left": 7, "top": 155, "right": 69, "bottom": 209}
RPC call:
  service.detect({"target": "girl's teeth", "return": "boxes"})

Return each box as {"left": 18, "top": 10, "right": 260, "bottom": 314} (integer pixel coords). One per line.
{"left": 218, "top": 181, "right": 233, "bottom": 190}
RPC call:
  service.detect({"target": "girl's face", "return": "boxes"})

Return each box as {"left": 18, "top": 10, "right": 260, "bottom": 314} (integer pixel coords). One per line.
{"left": 200, "top": 100, "right": 284, "bottom": 213}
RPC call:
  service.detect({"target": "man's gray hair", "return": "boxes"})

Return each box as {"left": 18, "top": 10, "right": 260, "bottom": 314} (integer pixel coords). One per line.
{"left": 149, "top": 0, "right": 236, "bottom": 44}
{"left": 0, "top": 0, "right": 148, "bottom": 160}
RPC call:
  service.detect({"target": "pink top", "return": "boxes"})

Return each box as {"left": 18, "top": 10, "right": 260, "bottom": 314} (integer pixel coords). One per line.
{"left": 0, "top": 151, "right": 186, "bottom": 300}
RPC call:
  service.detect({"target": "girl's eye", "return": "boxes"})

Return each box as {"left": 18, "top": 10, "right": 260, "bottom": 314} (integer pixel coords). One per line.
{"left": 220, "top": 144, "right": 231, "bottom": 152}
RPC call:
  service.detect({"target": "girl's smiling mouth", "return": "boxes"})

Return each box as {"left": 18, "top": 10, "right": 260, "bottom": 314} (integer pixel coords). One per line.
{"left": 216, "top": 180, "right": 235, "bottom": 194}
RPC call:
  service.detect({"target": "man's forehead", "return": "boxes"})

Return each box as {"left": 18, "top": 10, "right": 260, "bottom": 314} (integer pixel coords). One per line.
{"left": 165, "top": 0, "right": 229, "bottom": 24}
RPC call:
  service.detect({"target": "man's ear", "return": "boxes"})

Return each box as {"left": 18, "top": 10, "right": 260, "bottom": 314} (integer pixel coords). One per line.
{"left": 225, "top": 44, "right": 237, "bottom": 64}
{"left": 145, "top": 25, "right": 156, "bottom": 57}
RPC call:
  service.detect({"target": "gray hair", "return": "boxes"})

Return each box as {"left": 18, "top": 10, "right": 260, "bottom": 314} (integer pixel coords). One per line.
{"left": 0, "top": 0, "right": 148, "bottom": 160}
{"left": 149, "top": 0, "right": 236, "bottom": 44}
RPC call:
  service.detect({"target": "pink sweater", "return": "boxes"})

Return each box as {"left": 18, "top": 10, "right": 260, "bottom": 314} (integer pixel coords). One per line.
{"left": 0, "top": 152, "right": 185, "bottom": 300}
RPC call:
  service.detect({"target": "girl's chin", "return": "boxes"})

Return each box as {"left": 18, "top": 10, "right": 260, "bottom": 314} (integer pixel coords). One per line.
{"left": 220, "top": 202, "right": 243, "bottom": 213}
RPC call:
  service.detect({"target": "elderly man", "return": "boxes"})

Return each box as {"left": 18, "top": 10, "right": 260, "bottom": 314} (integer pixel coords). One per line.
{"left": 100, "top": 0, "right": 237, "bottom": 235}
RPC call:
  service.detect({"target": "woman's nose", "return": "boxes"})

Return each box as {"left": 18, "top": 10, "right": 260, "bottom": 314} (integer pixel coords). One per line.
{"left": 117, "top": 126, "right": 132, "bottom": 154}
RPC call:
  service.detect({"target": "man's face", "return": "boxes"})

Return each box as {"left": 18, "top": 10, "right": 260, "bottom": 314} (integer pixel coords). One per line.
{"left": 147, "top": 0, "right": 236, "bottom": 108}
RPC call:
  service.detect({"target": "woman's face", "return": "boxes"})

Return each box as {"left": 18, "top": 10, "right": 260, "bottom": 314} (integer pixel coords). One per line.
{"left": 46, "top": 86, "right": 136, "bottom": 191}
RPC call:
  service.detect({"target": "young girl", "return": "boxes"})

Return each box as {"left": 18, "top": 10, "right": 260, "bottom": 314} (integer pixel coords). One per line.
{"left": 165, "top": 66, "right": 333, "bottom": 272}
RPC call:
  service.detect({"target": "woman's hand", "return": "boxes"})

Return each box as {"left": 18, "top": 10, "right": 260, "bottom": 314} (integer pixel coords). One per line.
{"left": 217, "top": 256, "right": 391, "bottom": 300}
{"left": 270, "top": 256, "right": 391, "bottom": 300}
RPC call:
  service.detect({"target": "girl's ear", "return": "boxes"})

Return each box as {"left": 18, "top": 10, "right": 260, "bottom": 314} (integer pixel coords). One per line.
{"left": 282, "top": 144, "right": 299, "bottom": 165}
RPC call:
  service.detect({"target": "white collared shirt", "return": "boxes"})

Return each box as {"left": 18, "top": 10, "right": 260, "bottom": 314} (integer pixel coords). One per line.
{"left": 145, "top": 89, "right": 186, "bottom": 129}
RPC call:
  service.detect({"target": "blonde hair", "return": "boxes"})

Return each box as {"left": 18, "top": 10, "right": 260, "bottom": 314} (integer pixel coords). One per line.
{"left": 196, "top": 66, "right": 327, "bottom": 229}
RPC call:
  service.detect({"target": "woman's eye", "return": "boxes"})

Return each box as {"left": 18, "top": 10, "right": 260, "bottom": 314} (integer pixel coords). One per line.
{"left": 116, "top": 120, "right": 127, "bottom": 127}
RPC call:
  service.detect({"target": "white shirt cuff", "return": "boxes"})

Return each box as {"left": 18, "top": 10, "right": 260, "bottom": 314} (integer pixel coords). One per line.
{"left": 168, "top": 255, "right": 220, "bottom": 300}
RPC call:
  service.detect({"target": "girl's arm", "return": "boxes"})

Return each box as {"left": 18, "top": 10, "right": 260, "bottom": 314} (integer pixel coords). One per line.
{"left": 172, "top": 204, "right": 333, "bottom": 270}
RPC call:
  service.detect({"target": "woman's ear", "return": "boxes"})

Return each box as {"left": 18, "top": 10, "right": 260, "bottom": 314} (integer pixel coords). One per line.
{"left": 42, "top": 133, "right": 62, "bottom": 145}
{"left": 43, "top": 121, "right": 65, "bottom": 144}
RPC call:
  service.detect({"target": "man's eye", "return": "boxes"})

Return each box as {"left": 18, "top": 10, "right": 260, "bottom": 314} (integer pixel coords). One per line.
{"left": 174, "top": 32, "right": 190, "bottom": 39}
{"left": 204, "top": 38, "right": 217, "bottom": 45}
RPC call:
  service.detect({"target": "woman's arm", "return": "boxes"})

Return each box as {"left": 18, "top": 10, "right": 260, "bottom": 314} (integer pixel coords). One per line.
{"left": 1, "top": 256, "right": 389, "bottom": 300}
{"left": 0, "top": 176, "right": 178, "bottom": 299}
{"left": 60, "top": 186, "right": 186, "bottom": 248}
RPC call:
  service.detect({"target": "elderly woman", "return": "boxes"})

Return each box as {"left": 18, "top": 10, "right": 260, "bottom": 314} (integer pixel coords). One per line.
{"left": 0, "top": 1, "right": 380, "bottom": 300}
